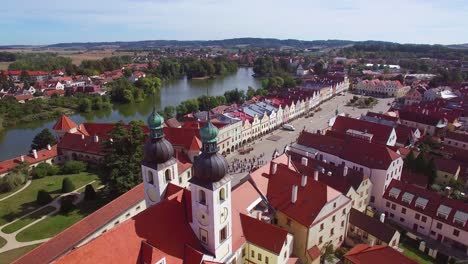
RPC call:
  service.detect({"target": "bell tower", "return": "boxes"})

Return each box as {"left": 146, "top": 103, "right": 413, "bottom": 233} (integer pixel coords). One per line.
{"left": 141, "top": 108, "right": 178, "bottom": 207}
{"left": 190, "top": 119, "right": 232, "bottom": 261}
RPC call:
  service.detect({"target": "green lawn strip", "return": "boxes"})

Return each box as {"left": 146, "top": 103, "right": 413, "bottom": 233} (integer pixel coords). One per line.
{"left": 16, "top": 193, "right": 112, "bottom": 242}
{"left": 0, "top": 235, "right": 6, "bottom": 248}
{"left": 0, "top": 172, "right": 99, "bottom": 226}
{"left": 0, "top": 243, "right": 42, "bottom": 264}
{"left": 400, "top": 243, "right": 434, "bottom": 264}
{"left": 2, "top": 206, "right": 56, "bottom": 234}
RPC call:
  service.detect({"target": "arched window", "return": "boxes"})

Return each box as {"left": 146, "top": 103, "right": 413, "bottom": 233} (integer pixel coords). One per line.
{"left": 165, "top": 169, "right": 171, "bottom": 183}
{"left": 199, "top": 190, "right": 206, "bottom": 205}
{"left": 219, "top": 188, "right": 226, "bottom": 203}
{"left": 147, "top": 171, "right": 154, "bottom": 184}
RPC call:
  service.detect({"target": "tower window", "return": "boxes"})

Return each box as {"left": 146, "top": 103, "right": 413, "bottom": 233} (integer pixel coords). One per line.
{"left": 199, "top": 228, "right": 208, "bottom": 244}
{"left": 199, "top": 190, "right": 206, "bottom": 205}
{"left": 220, "top": 226, "right": 227, "bottom": 243}
{"left": 165, "top": 169, "right": 172, "bottom": 183}
{"left": 147, "top": 171, "right": 154, "bottom": 184}
{"left": 219, "top": 188, "right": 226, "bottom": 203}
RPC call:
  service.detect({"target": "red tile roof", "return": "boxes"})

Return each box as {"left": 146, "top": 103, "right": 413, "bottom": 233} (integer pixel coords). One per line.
{"left": 0, "top": 145, "right": 57, "bottom": 174}
{"left": 446, "top": 131, "right": 468, "bottom": 143}
{"left": 53, "top": 115, "right": 78, "bottom": 131}
{"left": 344, "top": 244, "right": 417, "bottom": 264}
{"left": 365, "top": 112, "right": 399, "bottom": 122}
{"left": 58, "top": 133, "right": 104, "bottom": 155}
{"left": 434, "top": 157, "right": 460, "bottom": 175}
{"left": 400, "top": 170, "right": 428, "bottom": 188}
{"left": 266, "top": 163, "right": 345, "bottom": 227}
{"left": 331, "top": 116, "right": 394, "bottom": 146}
{"left": 383, "top": 180, "right": 468, "bottom": 232}
{"left": 240, "top": 213, "right": 288, "bottom": 254}
{"left": 15, "top": 184, "right": 145, "bottom": 264}
{"left": 297, "top": 131, "right": 401, "bottom": 170}
{"left": 52, "top": 188, "right": 204, "bottom": 264}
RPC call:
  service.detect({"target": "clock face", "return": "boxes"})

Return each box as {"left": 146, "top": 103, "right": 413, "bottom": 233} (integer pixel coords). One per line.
{"left": 146, "top": 188, "right": 158, "bottom": 202}
{"left": 197, "top": 210, "right": 209, "bottom": 226}
{"left": 220, "top": 207, "right": 228, "bottom": 224}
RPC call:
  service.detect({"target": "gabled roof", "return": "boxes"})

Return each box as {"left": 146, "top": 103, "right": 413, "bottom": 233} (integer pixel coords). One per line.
{"left": 53, "top": 115, "right": 78, "bottom": 131}
{"left": 240, "top": 214, "right": 287, "bottom": 254}
{"left": 16, "top": 184, "right": 145, "bottom": 264}
{"left": 297, "top": 131, "right": 401, "bottom": 170}
{"left": 58, "top": 133, "right": 103, "bottom": 155}
{"left": 446, "top": 131, "right": 468, "bottom": 143}
{"left": 399, "top": 111, "right": 442, "bottom": 126}
{"left": 331, "top": 116, "right": 394, "bottom": 145}
{"left": 53, "top": 188, "right": 204, "bottom": 264}
{"left": 345, "top": 244, "right": 417, "bottom": 264}
{"left": 366, "top": 112, "right": 399, "bottom": 122}
{"left": 349, "top": 208, "right": 398, "bottom": 243}
{"left": 383, "top": 180, "right": 468, "bottom": 232}
{"left": 0, "top": 145, "right": 57, "bottom": 174}
{"left": 266, "top": 163, "right": 344, "bottom": 227}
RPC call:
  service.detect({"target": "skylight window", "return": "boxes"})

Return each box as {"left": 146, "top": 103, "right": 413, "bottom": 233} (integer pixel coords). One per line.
{"left": 437, "top": 205, "right": 452, "bottom": 219}
{"left": 454, "top": 211, "right": 467, "bottom": 227}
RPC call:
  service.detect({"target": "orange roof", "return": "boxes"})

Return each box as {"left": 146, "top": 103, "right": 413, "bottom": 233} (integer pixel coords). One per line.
{"left": 307, "top": 245, "right": 321, "bottom": 260}
{"left": 266, "top": 163, "right": 344, "bottom": 227}
{"left": 52, "top": 189, "right": 204, "bottom": 264}
{"left": 53, "top": 115, "right": 78, "bottom": 131}
{"left": 345, "top": 244, "right": 417, "bottom": 264}
{"left": 0, "top": 145, "right": 57, "bottom": 174}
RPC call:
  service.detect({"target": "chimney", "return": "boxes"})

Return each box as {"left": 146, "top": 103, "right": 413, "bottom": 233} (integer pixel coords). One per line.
{"left": 314, "top": 170, "right": 319, "bottom": 181}
{"left": 380, "top": 213, "right": 385, "bottom": 223}
{"left": 321, "top": 167, "right": 325, "bottom": 174}
{"left": 323, "top": 159, "right": 327, "bottom": 163}
{"left": 270, "top": 162, "right": 278, "bottom": 175}
{"left": 301, "top": 157, "right": 308, "bottom": 166}
{"left": 32, "top": 149, "right": 38, "bottom": 159}
{"left": 93, "top": 135, "right": 99, "bottom": 143}
{"left": 327, "top": 171, "right": 332, "bottom": 176}
{"left": 343, "top": 166, "right": 348, "bottom": 177}
{"left": 257, "top": 211, "right": 262, "bottom": 220}
{"left": 301, "top": 174, "right": 307, "bottom": 187}
{"left": 46, "top": 144, "right": 51, "bottom": 150}
{"left": 20, "top": 155, "right": 24, "bottom": 162}
{"left": 445, "top": 186, "right": 451, "bottom": 196}
{"left": 291, "top": 185, "right": 298, "bottom": 204}
{"left": 81, "top": 134, "right": 85, "bottom": 140}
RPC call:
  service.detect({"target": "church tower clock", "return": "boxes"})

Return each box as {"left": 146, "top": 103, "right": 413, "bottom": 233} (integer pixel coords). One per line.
{"left": 141, "top": 108, "right": 178, "bottom": 207}
{"left": 190, "top": 119, "right": 232, "bottom": 262}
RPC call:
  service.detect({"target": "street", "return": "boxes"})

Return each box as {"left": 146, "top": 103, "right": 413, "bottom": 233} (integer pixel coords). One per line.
{"left": 226, "top": 93, "right": 394, "bottom": 186}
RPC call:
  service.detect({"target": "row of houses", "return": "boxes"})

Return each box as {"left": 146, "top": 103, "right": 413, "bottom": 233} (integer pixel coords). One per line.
{"left": 355, "top": 79, "right": 410, "bottom": 97}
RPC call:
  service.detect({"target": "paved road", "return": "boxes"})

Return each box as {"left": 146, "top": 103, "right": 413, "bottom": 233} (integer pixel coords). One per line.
{"left": 227, "top": 93, "right": 394, "bottom": 186}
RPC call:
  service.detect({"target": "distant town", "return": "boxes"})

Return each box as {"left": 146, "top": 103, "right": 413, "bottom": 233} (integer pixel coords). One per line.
{"left": 0, "top": 40, "right": 467, "bottom": 264}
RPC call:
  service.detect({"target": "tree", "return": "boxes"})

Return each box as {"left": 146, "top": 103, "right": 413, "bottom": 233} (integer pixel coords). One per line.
{"left": 426, "top": 158, "right": 437, "bottom": 185}
{"left": 61, "top": 161, "right": 87, "bottom": 174}
{"left": 37, "top": 189, "right": 53, "bottom": 205}
{"left": 33, "top": 163, "right": 59, "bottom": 178}
{"left": 404, "top": 150, "right": 416, "bottom": 169}
{"left": 138, "top": 77, "right": 162, "bottom": 94}
{"left": 60, "top": 195, "right": 75, "bottom": 214}
{"left": 61, "top": 177, "right": 76, "bottom": 193}
{"left": 84, "top": 184, "right": 97, "bottom": 200}
{"left": 102, "top": 122, "right": 145, "bottom": 194}
{"left": 78, "top": 98, "right": 92, "bottom": 113}
{"left": 414, "top": 152, "right": 427, "bottom": 173}
{"left": 31, "top": 128, "right": 56, "bottom": 150}
{"left": 320, "top": 241, "right": 335, "bottom": 264}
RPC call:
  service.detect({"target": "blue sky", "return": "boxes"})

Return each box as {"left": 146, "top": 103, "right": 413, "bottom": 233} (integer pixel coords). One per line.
{"left": 0, "top": 0, "right": 467, "bottom": 45}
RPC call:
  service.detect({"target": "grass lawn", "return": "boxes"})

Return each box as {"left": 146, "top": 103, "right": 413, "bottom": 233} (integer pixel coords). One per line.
{"left": 0, "top": 235, "right": 6, "bottom": 248}
{"left": 16, "top": 192, "right": 112, "bottom": 242}
{"left": 1, "top": 206, "right": 56, "bottom": 234}
{"left": 0, "top": 243, "right": 41, "bottom": 264}
{"left": 0, "top": 172, "right": 99, "bottom": 226}
{"left": 400, "top": 243, "right": 434, "bottom": 264}
{"left": 0, "top": 183, "right": 25, "bottom": 200}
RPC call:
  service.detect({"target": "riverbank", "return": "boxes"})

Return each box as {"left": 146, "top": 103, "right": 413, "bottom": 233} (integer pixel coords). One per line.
{"left": 0, "top": 68, "right": 261, "bottom": 160}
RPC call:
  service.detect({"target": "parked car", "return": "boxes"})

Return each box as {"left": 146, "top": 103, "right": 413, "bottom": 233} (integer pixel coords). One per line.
{"left": 282, "top": 124, "right": 295, "bottom": 131}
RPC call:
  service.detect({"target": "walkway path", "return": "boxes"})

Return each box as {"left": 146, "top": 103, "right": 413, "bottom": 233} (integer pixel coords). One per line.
{"left": 0, "top": 180, "right": 96, "bottom": 253}
{"left": 0, "top": 180, "right": 32, "bottom": 202}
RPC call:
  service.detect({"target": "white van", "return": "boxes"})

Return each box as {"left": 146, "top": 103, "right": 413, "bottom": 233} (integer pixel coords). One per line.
{"left": 282, "top": 124, "right": 295, "bottom": 131}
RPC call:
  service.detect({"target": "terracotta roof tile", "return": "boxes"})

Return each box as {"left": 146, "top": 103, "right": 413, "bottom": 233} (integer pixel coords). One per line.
{"left": 345, "top": 244, "right": 417, "bottom": 264}
{"left": 53, "top": 115, "right": 78, "bottom": 131}
{"left": 349, "top": 208, "right": 398, "bottom": 243}
{"left": 240, "top": 213, "right": 288, "bottom": 254}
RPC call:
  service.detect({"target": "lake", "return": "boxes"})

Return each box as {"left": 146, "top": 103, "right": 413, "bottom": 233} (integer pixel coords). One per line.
{"left": 0, "top": 67, "right": 260, "bottom": 160}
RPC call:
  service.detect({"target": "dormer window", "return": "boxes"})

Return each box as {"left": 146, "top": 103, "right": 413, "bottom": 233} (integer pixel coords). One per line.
{"left": 402, "top": 192, "right": 414, "bottom": 204}
{"left": 219, "top": 188, "right": 226, "bottom": 203}
{"left": 415, "top": 197, "right": 428, "bottom": 210}
{"left": 199, "top": 190, "right": 206, "bottom": 205}
{"left": 437, "top": 205, "right": 452, "bottom": 220}
{"left": 453, "top": 211, "right": 467, "bottom": 227}
{"left": 147, "top": 171, "right": 154, "bottom": 185}
{"left": 389, "top": 187, "right": 401, "bottom": 199}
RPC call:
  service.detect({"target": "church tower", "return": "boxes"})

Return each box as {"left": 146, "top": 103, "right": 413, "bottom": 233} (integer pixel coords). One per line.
{"left": 190, "top": 119, "right": 232, "bottom": 261}
{"left": 141, "top": 108, "right": 179, "bottom": 207}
